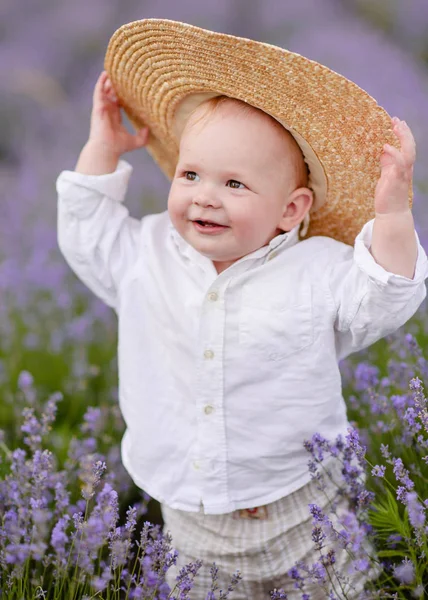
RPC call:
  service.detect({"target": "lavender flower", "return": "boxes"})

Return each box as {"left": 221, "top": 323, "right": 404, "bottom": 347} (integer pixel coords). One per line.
{"left": 371, "top": 465, "right": 386, "bottom": 478}
{"left": 392, "top": 458, "right": 415, "bottom": 492}
{"left": 393, "top": 558, "right": 415, "bottom": 584}
{"left": 353, "top": 363, "right": 380, "bottom": 391}
{"left": 345, "top": 427, "right": 366, "bottom": 462}
{"left": 270, "top": 589, "right": 288, "bottom": 599}
{"left": 405, "top": 491, "right": 426, "bottom": 529}
{"left": 17, "top": 370, "right": 34, "bottom": 390}
{"left": 50, "top": 515, "right": 70, "bottom": 568}
{"left": 410, "top": 377, "right": 428, "bottom": 433}
{"left": 80, "top": 459, "right": 107, "bottom": 500}
{"left": 204, "top": 562, "right": 242, "bottom": 600}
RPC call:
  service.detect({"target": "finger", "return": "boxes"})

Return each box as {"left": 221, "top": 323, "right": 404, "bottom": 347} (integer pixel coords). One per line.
{"left": 93, "top": 74, "right": 114, "bottom": 117}
{"left": 93, "top": 71, "right": 107, "bottom": 97}
{"left": 110, "top": 103, "right": 123, "bottom": 127}
{"left": 104, "top": 76, "right": 119, "bottom": 104}
{"left": 391, "top": 118, "right": 416, "bottom": 164}
{"left": 383, "top": 143, "right": 402, "bottom": 156}
{"left": 126, "top": 127, "right": 149, "bottom": 151}
{"left": 380, "top": 144, "right": 406, "bottom": 172}
{"left": 381, "top": 144, "right": 413, "bottom": 182}
{"left": 134, "top": 126, "right": 150, "bottom": 148}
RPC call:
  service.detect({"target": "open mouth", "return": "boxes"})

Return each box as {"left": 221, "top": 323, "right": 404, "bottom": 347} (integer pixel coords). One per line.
{"left": 194, "top": 220, "right": 222, "bottom": 227}
{"left": 192, "top": 219, "right": 229, "bottom": 234}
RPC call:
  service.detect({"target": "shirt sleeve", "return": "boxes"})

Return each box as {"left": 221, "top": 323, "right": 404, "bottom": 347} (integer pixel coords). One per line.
{"left": 56, "top": 160, "right": 141, "bottom": 310}
{"left": 328, "top": 219, "right": 428, "bottom": 360}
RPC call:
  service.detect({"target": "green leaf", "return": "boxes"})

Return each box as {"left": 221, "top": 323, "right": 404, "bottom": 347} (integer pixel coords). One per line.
{"left": 369, "top": 488, "right": 411, "bottom": 539}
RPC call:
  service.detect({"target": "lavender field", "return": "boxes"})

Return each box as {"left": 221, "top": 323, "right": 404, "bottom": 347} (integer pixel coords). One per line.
{"left": 1, "top": 1, "right": 428, "bottom": 598}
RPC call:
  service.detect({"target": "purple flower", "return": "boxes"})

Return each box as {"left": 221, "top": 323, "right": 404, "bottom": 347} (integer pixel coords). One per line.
{"left": 80, "top": 406, "right": 103, "bottom": 435}
{"left": 396, "top": 486, "right": 408, "bottom": 503}
{"left": 409, "top": 377, "right": 428, "bottom": 433}
{"left": 310, "top": 561, "right": 326, "bottom": 583}
{"left": 81, "top": 460, "right": 107, "bottom": 500}
{"left": 288, "top": 564, "right": 305, "bottom": 591}
{"left": 40, "top": 392, "right": 62, "bottom": 435}
{"left": 21, "top": 408, "right": 42, "bottom": 451}
{"left": 405, "top": 491, "right": 426, "bottom": 529}
{"left": 50, "top": 515, "right": 70, "bottom": 564}
{"left": 270, "top": 589, "right": 288, "bottom": 599}
{"left": 404, "top": 407, "right": 418, "bottom": 429}
{"left": 345, "top": 428, "right": 366, "bottom": 461}
{"left": 311, "top": 525, "right": 326, "bottom": 549}
{"left": 380, "top": 444, "right": 391, "bottom": 460}
{"left": 17, "top": 370, "right": 34, "bottom": 390}
{"left": 203, "top": 561, "right": 242, "bottom": 600}
{"left": 351, "top": 557, "right": 370, "bottom": 572}
{"left": 409, "top": 377, "right": 423, "bottom": 392}
{"left": 357, "top": 489, "right": 375, "bottom": 508}
{"left": 392, "top": 458, "right": 414, "bottom": 491}
{"left": 53, "top": 479, "right": 70, "bottom": 515}
{"left": 308, "top": 503, "right": 324, "bottom": 523}
{"left": 322, "top": 549, "right": 336, "bottom": 567}
{"left": 5, "top": 542, "right": 32, "bottom": 565}
{"left": 393, "top": 558, "right": 415, "bottom": 584}
{"left": 125, "top": 505, "right": 138, "bottom": 533}
{"left": 353, "top": 362, "right": 379, "bottom": 391}
{"left": 371, "top": 465, "right": 386, "bottom": 478}
{"left": 91, "top": 567, "right": 112, "bottom": 593}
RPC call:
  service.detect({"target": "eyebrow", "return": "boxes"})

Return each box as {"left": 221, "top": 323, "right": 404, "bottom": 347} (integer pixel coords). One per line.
{"left": 176, "top": 162, "right": 200, "bottom": 171}
{"left": 177, "top": 162, "right": 247, "bottom": 180}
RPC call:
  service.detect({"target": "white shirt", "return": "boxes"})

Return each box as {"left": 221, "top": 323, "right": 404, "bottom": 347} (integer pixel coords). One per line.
{"left": 56, "top": 160, "right": 428, "bottom": 514}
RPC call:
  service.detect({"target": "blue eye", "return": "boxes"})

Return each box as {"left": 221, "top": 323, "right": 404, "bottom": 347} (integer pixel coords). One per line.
{"left": 185, "top": 171, "right": 199, "bottom": 181}
{"left": 227, "top": 180, "right": 244, "bottom": 189}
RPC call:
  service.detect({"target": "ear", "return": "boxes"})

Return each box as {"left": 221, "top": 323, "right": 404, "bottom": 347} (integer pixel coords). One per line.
{"left": 277, "top": 187, "right": 313, "bottom": 232}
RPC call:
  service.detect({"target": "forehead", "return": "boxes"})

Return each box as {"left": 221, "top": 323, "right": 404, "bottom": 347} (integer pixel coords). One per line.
{"left": 180, "top": 100, "right": 296, "bottom": 162}
{"left": 183, "top": 99, "right": 282, "bottom": 139}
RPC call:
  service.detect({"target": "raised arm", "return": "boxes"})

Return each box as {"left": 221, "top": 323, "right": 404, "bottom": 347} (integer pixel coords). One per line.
{"left": 75, "top": 71, "right": 149, "bottom": 175}
{"left": 57, "top": 71, "right": 150, "bottom": 309}
{"left": 370, "top": 117, "right": 417, "bottom": 279}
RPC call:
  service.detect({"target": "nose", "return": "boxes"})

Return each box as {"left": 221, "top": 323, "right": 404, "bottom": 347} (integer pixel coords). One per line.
{"left": 193, "top": 183, "right": 221, "bottom": 208}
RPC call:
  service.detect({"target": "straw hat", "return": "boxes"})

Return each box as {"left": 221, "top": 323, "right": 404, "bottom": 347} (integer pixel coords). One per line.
{"left": 104, "top": 18, "right": 410, "bottom": 245}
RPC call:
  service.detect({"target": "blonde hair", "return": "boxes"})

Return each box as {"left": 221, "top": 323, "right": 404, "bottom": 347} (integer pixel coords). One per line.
{"left": 187, "top": 95, "right": 309, "bottom": 189}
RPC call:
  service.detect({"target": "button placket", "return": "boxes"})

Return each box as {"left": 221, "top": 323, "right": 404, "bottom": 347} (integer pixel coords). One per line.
{"left": 194, "top": 282, "right": 229, "bottom": 508}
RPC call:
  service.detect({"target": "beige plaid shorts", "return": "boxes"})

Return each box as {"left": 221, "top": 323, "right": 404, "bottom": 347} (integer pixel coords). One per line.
{"left": 161, "top": 459, "right": 370, "bottom": 599}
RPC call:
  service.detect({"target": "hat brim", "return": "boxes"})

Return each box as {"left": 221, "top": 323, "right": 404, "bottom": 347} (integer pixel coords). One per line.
{"left": 104, "top": 18, "right": 410, "bottom": 245}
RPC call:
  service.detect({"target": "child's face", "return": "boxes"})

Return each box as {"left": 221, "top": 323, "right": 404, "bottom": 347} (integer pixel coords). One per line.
{"left": 168, "top": 101, "right": 308, "bottom": 273}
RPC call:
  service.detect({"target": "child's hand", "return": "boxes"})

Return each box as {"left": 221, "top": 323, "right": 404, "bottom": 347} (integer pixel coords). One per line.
{"left": 88, "top": 71, "right": 149, "bottom": 157}
{"left": 374, "top": 117, "right": 416, "bottom": 215}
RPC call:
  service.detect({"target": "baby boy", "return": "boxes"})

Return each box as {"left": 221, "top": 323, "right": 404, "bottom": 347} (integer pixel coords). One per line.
{"left": 56, "top": 20, "right": 428, "bottom": 600}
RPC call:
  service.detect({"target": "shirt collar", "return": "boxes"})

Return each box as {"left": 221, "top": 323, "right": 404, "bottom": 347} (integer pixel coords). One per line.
{"left": 168, "top": 219, "right": 301, "bottom": 271}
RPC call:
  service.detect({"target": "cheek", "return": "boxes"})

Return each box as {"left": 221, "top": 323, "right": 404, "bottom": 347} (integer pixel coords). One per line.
{"left": 168, "top": 188, "right": 188, "bottom": 221}
{"left": 230, "top": 203, "right": 268, "bottom": 237}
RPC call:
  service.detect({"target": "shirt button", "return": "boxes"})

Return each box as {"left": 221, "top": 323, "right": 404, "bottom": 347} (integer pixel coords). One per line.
{"left": 208, "top": 291, "right": 219, "bottom": 302}
{"left": 268, "top": 251, "right": 278, "bottom": 261}
{"left": 204, "top": 404, "right": 214, "bottom": 415}
{"left": 204, "top": 349, "right": 214, "bottom": 360}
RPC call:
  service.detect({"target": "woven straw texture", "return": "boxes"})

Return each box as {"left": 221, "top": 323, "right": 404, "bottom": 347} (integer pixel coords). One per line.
{"left": 104, "top": 18, "right": 411, "bottom": 246}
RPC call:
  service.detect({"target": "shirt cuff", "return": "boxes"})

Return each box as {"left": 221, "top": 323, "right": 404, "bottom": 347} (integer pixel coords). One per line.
{"left": 56, "top": 159, "right": 133, "bottom": 204}
{"left": 354, "top": 219, "right": 428, "bottom": 285}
